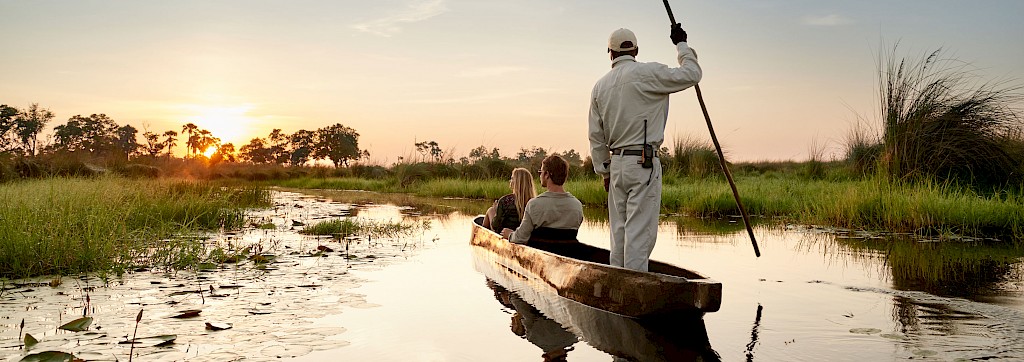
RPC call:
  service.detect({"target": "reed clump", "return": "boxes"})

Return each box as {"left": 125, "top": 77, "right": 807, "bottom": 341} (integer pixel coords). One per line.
{"left": 0, "top": 177, "right": 271, "bottom": 278}
{"left": 875, "top": 46, "right": 1024, "bottom": 188}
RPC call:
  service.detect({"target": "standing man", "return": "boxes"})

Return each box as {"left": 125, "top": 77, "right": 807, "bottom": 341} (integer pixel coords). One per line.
{"left": 501, "top": 155, "right": 584, "bottom": 244}
{"left": 588, "top": 25, "right": 701, "bottom": 271}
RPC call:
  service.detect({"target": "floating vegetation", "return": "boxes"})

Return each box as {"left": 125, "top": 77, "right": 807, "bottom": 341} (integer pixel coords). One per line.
{"left": 300, "top": 218, "right": 431, "bottom": 242}
{"left": 0, "top": 191, "right": 424, "bottom": 361}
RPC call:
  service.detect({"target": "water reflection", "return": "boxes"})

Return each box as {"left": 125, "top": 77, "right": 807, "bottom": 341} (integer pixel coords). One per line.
{"left": 475, "top": 247, "right": 720, "bottom": 361}
{"left": 827, "top": 235, "right": 1024, "bottom": 301}
{"left": 488, "top": 280, "right": 579, "bottom": 361}
{"left": 744, "top": 304, "right": 763, "bottom": 362}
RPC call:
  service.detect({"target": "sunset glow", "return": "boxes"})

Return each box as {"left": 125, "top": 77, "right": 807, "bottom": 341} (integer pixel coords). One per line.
{"left": 1, "top": 1, "right": 1021, "bottom": 162}
{"left": 185, "top": 104, "right": 257, "bottom": 147}
{"left": 203, "top": 146, "right": 218, "bottom": 158}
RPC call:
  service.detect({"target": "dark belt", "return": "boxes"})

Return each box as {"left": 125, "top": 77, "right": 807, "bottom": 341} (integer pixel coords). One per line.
{"left": 612, "top": 149, "right": 657, "bottom": 157}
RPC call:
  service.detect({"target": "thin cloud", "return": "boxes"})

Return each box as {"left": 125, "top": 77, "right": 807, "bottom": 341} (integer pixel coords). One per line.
{"left": 352, "top": 0, "right": 448, "bottom": 37}
{"left": 409, "top": 88, "right": 554, "bottom": 105}
{"left": 458, "top": 66, "right": 527, "bottom": 78}
{"left": 802, "top": 14, "right": 853, "bottom": 26}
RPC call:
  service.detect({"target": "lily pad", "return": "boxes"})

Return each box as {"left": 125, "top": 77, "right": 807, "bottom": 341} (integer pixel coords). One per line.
{"left": 59, "top": 316, "right": 93, "bottom": 332}
{"left": 24, "top": 333, "right": 38, "bottom": 348}
{"left": 19, "top": 351, "right": 77, "bottom": 362}
{"left": 880, "top": 333, "right": 907, "bottom": 340}
{"left": 205, "top": 322, "right": 233, "bottom": 331}
{"left": 118, "top": 334, "right": 177, "bottom": 347}
{"left": 849, "top": 328, "right": 882, "bottom": 335}
{"left": 170, "top": 310, "right": 202, "bottom": 318}
{"left": 912, "top": 349, "right": 938, "bottom": 356}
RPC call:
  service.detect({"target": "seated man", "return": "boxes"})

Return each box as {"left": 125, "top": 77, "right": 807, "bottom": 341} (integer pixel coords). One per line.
{"left": 501, "top": 155, "right": 584, "bottom": 244}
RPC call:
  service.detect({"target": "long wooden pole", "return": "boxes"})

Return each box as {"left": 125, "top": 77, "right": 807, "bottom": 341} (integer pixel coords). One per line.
{"left": 663, "top": 0, "right": 761, "bottom": 257}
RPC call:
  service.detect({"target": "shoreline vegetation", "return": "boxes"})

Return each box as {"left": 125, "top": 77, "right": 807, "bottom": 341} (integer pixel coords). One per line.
{"left": 0, "top": 177, "right": 271, "bottom": 279}
{"left": 270, "top": 174, "right": 1024, "bottom": 242}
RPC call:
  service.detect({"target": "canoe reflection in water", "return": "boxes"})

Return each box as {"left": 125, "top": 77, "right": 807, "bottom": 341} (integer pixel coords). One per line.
{"left": 477, "top": 248, "right": 721, "bottom": 361}
{"left": 489, "top": 279, "right": 578, "bottom": 361}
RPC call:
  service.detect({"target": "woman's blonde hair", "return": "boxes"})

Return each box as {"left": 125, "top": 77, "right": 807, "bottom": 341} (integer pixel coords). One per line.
{"left": 510, "top": 168, "right": 537, "bottom": 219}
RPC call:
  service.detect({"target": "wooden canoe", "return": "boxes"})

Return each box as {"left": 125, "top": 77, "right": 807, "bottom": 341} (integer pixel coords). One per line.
{"left": 469, "top": 216, "right": 722, "bottom": 318}
{"left": 477, "top": 259, "right": 720, "bottom": 361}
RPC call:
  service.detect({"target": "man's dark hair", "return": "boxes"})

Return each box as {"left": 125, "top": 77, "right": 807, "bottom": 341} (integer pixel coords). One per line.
{"left": 610, "top": 48, "right": 638, "bottom": 59}
{"left": 542, "top": 155, "right": 569, "bottom": 186}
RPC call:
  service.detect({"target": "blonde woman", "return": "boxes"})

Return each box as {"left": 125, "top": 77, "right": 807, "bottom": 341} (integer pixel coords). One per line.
{"left": 483, "top": 168, "right": 537, "bottom": 233}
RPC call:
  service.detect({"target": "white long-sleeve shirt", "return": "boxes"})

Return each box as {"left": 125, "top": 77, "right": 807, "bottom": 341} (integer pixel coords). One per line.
{"left": 588, "top": 42, "right": 702, "bottom": 177}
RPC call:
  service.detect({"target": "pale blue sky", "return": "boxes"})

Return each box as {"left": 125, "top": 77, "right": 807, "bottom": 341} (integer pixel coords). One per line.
{"left": 2, "top": 0, "right": 1022, "bottom": 162}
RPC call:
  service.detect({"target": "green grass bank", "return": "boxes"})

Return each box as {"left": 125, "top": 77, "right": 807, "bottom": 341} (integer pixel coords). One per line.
{"left": 272, "top": 175, "right": 1024, "bottom": 241}
{"left": 0, "top": 177, "right": 270, "bottom": 278}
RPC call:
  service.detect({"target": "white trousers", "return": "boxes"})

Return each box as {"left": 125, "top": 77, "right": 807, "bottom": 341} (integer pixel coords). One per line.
{"left": 608, "top": 154, "right": 661, "bottom": 272}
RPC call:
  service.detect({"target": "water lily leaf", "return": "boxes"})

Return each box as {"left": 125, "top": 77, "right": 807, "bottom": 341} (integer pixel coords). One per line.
{"left": 205, "top": 322, "right": 233, "bottom": 331}
{"left": 170, "top": 310, "right": 202, "bottom": 318}
{"left": 118, "top": 334, "right": 177, "bottom": 347}
{"left": 59, "top": 317, "right": 93, "bottom": 332}
{"left": 880, "top": 333, "right": 907, "bottom": 340}
{"left": 19, "top": 351, "right": 76, "bottom": 362}
{"left": 24, "top": 333, "right": 38, "bottom": 348}
{"left": 912, "top": 349, "right": 938, "bottom": 356}
{"left": 317, "top": 245, "right": 335, "bottom": 252}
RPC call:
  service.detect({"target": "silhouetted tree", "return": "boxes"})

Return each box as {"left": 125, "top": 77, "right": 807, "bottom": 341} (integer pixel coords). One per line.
{"left": 0, "top": 104, "right": 17, "bottom": 152}
{"left": 181, "top": 123, "right": 199, "bottom": 158}
{"left": 114, "top": 124, "right": 140, "bottom": 161}
{"left": 210, "top": 142, "right": 236, "bottom": 165}
{"left": 239, "top": 137, "right": 272, "bottom": 164}
{"left": 161, "top": 130, "right": 178, "bottom": 159}
{"left": 289, "top": 129, "right": 316, "bottom": 166}
{"left": 51, "top": 114, "right": 119, "bottom": 154}
{"left": 267, "top": 129, "right": 290, "bottom": 164}
{"left": 142, "top": 131, "right": 165, "bottom": 157}
{"left": 415, "top": 140, "right": 442, "bottom": 162}
{"left": 13, "top": 103, "right": 53, "bottom": 157}
{"left": 314, "top": 124, "right": 362, "bottom": 167}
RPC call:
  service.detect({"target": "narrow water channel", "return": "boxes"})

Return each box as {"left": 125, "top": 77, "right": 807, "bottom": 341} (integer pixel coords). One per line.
{"left": 2, "top": 190, "right": 1022, "bottom": 361}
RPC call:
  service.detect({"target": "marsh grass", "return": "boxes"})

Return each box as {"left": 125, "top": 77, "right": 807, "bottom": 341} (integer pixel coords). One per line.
{"left": 274, "top": 173, "right": 1024, "bottom": 240}
{"left": 300, "top": 218, "right": 430, "bottom": 242}
{"left": 570, "top": 176, "right": 1024, "bottom": 240}
{"left": 877, "top": 45, "right": 1024, "bottom": 188}
{"left": 0, "top": 177, "right": 271, "bottom": 278}
{"left": 666, "top": 136, "right": 720, "bottom": 179}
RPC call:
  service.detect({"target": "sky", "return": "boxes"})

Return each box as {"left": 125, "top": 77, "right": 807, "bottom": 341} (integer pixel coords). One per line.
{"left": 2, "top": 0, "right": 1023, "bottom": 163}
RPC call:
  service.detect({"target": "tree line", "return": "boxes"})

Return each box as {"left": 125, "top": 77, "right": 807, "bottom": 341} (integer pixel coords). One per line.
{"left": 0, "top": 103, "right": 367, "bottom": 167}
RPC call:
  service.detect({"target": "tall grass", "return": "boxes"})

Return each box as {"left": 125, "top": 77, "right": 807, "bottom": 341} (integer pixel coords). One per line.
{"left": 0, "top": 177, "right": 270, "bottom": 278}
{"left": 665, "top": 136, "right": 720, "bottom": 179}
{"left": 877, "top": 45, "right": 1024, "bottom": 188}
{"left": 567, "top": 175, "right": 1024, "bottom": 240}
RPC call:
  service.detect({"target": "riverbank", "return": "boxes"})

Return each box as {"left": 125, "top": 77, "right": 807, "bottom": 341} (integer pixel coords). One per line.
{"left": 272, "top": 175, "right": 1024, "bottom": 242}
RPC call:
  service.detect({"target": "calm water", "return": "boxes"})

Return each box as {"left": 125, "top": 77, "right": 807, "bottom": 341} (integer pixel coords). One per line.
{"left": 294, "top": 190, "right": 1024, "bottom": 362}
{"left": 2, "top": 189, "right": 1023, "bottom": 361}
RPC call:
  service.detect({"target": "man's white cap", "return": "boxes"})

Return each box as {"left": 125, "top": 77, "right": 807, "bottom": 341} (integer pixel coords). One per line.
{"left": 608, "top": 28, "right": 638, "bottom": 52}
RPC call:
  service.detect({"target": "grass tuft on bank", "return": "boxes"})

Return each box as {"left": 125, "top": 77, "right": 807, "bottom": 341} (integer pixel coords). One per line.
{"left": 0, "top": 177, "right": 271, "bottom": 278}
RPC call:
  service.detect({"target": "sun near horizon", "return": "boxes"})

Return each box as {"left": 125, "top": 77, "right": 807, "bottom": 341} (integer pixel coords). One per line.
{"left": 1, "top": 1, "right": 1022, "bottom": 163}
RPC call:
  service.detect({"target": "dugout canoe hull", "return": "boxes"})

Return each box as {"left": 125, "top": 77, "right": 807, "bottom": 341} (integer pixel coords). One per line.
{"left": 469, "top": 216, "right": 721, "bottom": 318}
